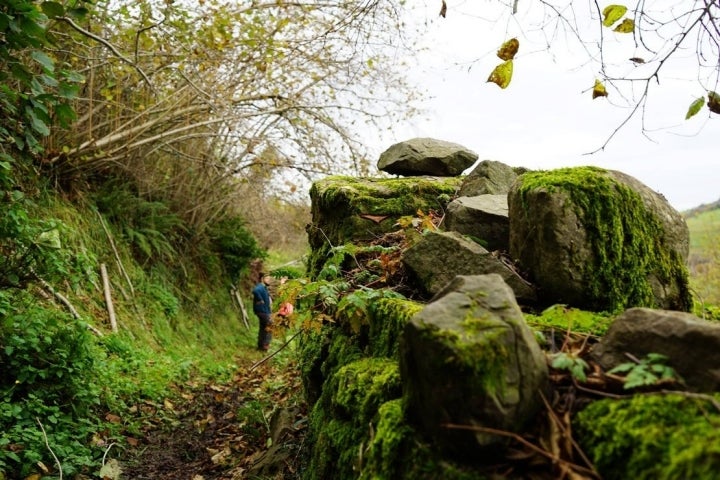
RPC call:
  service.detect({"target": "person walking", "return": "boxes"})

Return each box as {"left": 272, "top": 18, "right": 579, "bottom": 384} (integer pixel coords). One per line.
{"left": 252, "top": 272, "right": 273, "bottom": 351}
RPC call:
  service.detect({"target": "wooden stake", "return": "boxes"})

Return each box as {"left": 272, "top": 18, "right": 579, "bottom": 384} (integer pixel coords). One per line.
{"left": 100, "top": 263, "right": 118, "bottom": 333}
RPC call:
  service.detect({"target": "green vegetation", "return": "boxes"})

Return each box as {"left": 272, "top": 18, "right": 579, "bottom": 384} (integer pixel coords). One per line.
{"left": 687, "top": 207, "right": 720, "bottom": 308}
{"left": 526, "top": 304, "right": 614, "bottom": 336}
{"left": 574, "top": 393, "right": 720, "bottom": 479}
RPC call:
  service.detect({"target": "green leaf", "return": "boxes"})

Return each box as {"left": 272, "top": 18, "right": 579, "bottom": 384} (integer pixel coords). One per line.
{"left": 67, "top": 7, "right": 90, "bottom": 19}
{"left": 607, "top": 362, "right": 634, "bottom": 374}
{"left": 613, "top": 18, "right": 635, "bottom": 33}
{"left": 602, "top": 4, "right": 627, "bottom": 27}
{"left": 27, "top": 109, "right": 51, "bottom": 136}
{"left": 41, "top": 1, "right": 65, "bottom": 19}
{"left": 54, "top": 103, "right": 76, "bottom": 127}
{"left": 36, "top": 229, "right": 62, "bottom": 249}
{"left": 487, "top": 60, "right": 513, "bottom": 89}
{"left": 685, "top": 97, "right": 705, "bottom": 120}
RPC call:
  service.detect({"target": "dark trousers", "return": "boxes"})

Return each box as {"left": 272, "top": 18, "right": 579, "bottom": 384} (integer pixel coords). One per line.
{"left": 255, "top": 312, "right": 272, "bottom": 349}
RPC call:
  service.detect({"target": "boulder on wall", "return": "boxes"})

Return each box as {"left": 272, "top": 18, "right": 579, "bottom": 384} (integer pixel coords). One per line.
{"left": 442, "top": 194, "right": 510, "bottom": 252}
{"left": 402, "top": 230, "right": 536, "bottom": 305}
{"left": 508, "top": 166, "right": 691, "bottom": 312}
{"left": 377, "top": 137, "right": 478, "bottom": 177}
{"left": 592, "top": 308, "right": 720, "bottom": 392}
{"left": 457, "top": 159, "right": 521, "bottom": 196}
{"left": 400, "top": 274, "right": 549, "bottom": 458}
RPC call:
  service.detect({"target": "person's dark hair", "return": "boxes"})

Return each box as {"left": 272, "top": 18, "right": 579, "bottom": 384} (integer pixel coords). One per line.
{"left": 258, "top": 272, "right": 266, "bottom": 282}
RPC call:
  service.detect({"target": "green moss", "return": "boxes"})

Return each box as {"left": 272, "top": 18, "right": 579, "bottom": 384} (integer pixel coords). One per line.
{"left": 574, "top": 393, "right": 720, "bottom": 480}
{"left": 361, "top": 399, "right": 487, "bottom": 480}
{"left": 368, "top": 298, "right": 424, "bottom": 359}
{"left": 517, "top": 167, "right": 691, "bottom": 312}
{"left": 525, "top": 304, "right": 614, "bottom": 336}
{"left": 331, "top": 358, "right": 401, "bottom": 421}
{"left": 307, "top": 176, "right": 461, "bottom": 278}
{"left": 415, "top": 315, "right": 512, "bottom": 397}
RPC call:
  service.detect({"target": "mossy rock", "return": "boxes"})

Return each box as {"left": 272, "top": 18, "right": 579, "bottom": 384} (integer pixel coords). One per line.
{"left": 307, "top": 176, "right": 460, "bottom": 278}
{"left": 306, "top": 358, "right": 403, "bottom": 479}
{"left": 361, "top": 399, "right": 484, "bottom": 480}
{"left": 509, "top": 166, "right": 691, "bottom": 312}
{"left": 574, "top": 393, "right": 720, "bottom": 479}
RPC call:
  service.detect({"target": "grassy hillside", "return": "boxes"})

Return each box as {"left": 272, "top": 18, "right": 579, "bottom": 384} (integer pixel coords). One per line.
{"left": 0, "top": 186, "right": 305, "bottom": 478}
{"left": 686, "top": 205, "right": 720, "bottom": 307}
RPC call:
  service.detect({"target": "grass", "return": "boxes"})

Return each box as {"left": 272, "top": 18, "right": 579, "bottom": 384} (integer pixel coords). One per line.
{"left": 686, "top": 207, "right": 720, "bottom": 307}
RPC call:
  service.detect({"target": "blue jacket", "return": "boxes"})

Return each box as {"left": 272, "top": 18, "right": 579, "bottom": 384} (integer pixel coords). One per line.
{"left": 252, "top": 282, "right": 271, "bottom": 315}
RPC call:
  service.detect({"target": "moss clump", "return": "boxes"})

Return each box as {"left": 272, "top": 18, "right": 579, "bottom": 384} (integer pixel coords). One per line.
{"left": 517, "top": 167, "right": 691, "bottom": 312}
{"left": 361, "top": 399, "right": 487, "bottom": 480}
{"left": 574, "top": 393, "right": 720, "bottom": 479}
{"left": 306, "top": 358, "right": 402, "bottom": 480}
{"left": 307, "top": 176, "right": 460, "bottom": 278}
{"left": 525, "top": 304, "right": 614, "bottom": 336}
{"left": 368, "top": 298, "right": 424, "bottom": 359}
{"left": 331, "top": 358, "right": 401, "bottom": 421}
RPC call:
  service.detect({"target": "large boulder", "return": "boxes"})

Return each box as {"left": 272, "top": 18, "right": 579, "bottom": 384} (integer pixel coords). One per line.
{"left": 306, "top": 175, "right": 460, "bottom": 278}
{"left": 377, "top": 138, "right": 478, "bottom": 177}
{"left": 508, "top": 166, "right": 691, "bottom": 312}
{"left": 442, "top": 194, "right": 510, "bottom": 252}
{"left": 591, "top": 308, "right": 720, "bottom": 392}
{"left": 402, "top": 230, "right": 536, "bottom": 304}
{"left": 457, "top": 159, "right": 520, "bottom": 196}
{"left": 400, "top": 274, "right": 549, "bottom": 457}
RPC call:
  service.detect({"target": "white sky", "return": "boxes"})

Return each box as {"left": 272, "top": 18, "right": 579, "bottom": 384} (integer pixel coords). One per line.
{"left": 365, "top": 1, "right": 719, "bottom": 211}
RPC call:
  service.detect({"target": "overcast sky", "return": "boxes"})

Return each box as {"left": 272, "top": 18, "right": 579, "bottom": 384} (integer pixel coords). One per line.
{"left": 366, "top": 1, "right": 718, "bottom": 211}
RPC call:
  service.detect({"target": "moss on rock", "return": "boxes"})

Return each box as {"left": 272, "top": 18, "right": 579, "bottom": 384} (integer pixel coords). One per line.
{"left": 574, "top": 393, "right": 720, "bottom": 479}
{"left": 307, "top": 176, "right": 461, "bottom": 278}
{"left": 525, "top": 304, "right": 614, "bottom": 337}
{"left": 514, "top": 166, "right": 691, "bottom": 312}
{"left": 368, "top": 298, "right": 424, "bottom": 359}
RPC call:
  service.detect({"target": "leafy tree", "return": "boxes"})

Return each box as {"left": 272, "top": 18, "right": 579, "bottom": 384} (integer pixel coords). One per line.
{"left": 38, "top": 0, "right": 418, "bottom": 232}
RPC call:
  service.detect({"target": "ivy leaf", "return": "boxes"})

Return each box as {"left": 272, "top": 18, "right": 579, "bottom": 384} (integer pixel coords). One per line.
{"left": 27, "top": 108, "right": 50, "bottom": 136}
{"left": 487, "top": 60, "right": 513, "bottom": 89}
{"left": 40, "top": 2, "right": 65, "bottom": 19}
{"left": 708, "top": 91, "right": 720, "bottom": 114}
{"left": 613, "top": 18, "right": 635, "bottom": 33}
{"left": 685, "top": 97, "right": 705, "bottom": 120}
{"left": 592, "top": 79, "right": 608, "bottom": 99}
{"left": 31, "top": 51, "right": 55, "bottom": 72}
{"left": 602, "top": 4, "right": 627, "bottom": 27}
{"left": 497, "top": 38, "right": 519, "bottom": 61}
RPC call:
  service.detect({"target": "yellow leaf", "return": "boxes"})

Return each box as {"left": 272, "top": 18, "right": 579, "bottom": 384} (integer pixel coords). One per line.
{"left": 592, "top": 79, "right": 608, "bottom": 99}
{"left": 497, "top": 38, "right": 519, "bottom": 61}
{"left": 602, "top": 4, "right": 627, "bottom": 27}
{"left": 613, "top": 18, "right": 635, "bottom": 33}
{"left": 487, "top": 60, "right": 514, "bottom": 89}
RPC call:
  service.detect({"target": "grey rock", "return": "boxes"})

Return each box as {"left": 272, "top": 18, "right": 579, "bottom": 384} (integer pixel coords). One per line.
{"left": 402, "top": 230, "right": 536, "bottom": 304}
{"left": 377, "top": 138, "right": 478, "bottom": 177}
{"left": 458, "top": 160, "right": 518, "bottom": 196}
{"left": 442, "top": 194, "right": 509, "bottom": 252}
{"left": 592, "top": 308, "right": 720, "bottom": 392}
{"left": 400, "top": 274, "right": 549, "bottom": 456}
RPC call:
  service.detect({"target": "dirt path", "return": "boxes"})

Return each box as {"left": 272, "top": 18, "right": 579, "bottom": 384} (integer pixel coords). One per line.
{"left": 122, "top": 352, "right": 307, "bottom": 480}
